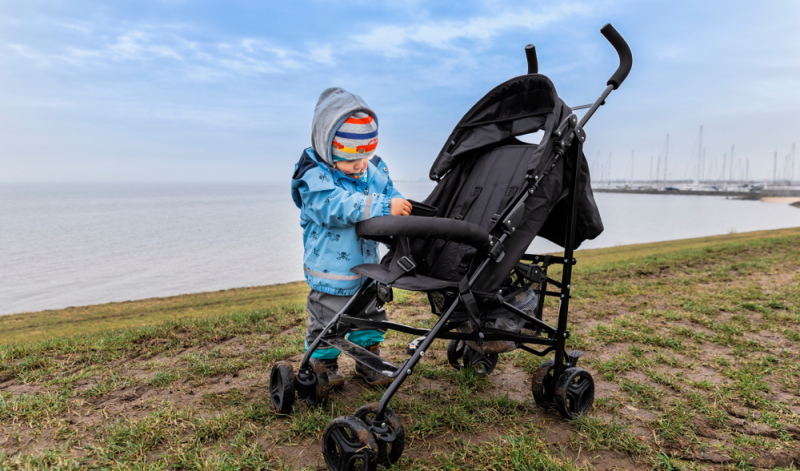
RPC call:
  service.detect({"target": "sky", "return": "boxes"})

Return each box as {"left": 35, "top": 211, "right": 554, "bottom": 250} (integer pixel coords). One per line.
{"left": 1, "top": 0, "right": 799, "bottom": 183}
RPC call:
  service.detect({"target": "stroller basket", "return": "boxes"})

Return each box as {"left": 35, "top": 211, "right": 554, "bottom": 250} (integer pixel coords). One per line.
{"left": 456, "top": 287, "right": 539, "bottom": 354}
{"left": 269, "top": 23, "right": 633, "bottom": 471}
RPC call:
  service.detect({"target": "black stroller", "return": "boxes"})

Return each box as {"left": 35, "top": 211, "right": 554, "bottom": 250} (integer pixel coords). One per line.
{"left": 271, "top": 24, "right": 632, "bottom": 470}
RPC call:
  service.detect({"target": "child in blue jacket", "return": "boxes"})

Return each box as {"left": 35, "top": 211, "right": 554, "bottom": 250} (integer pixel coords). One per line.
{"left": 291, "top": 87, "right": 411, "bottom": 387}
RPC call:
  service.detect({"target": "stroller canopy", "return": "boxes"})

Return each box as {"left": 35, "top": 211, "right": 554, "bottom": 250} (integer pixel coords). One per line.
{"left": 431, "top": 74, "right": 558, "bottom": 180}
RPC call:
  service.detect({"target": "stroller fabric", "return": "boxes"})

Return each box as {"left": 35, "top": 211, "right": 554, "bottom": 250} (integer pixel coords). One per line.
{"left": 355, "top": 73, "right": 603, "bottom": 295}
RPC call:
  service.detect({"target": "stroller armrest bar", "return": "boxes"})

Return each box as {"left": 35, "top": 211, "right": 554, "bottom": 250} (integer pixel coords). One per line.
{"left": 356, "top": 216, "right": 492, "bottom": 251}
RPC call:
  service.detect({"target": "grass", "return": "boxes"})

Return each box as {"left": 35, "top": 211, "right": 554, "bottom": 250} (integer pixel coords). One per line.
{"left": 0, "top": 227, "right": 799, "bottom": 469}
{"left": 0, "top": 281, "right": 309, "bottom": 346}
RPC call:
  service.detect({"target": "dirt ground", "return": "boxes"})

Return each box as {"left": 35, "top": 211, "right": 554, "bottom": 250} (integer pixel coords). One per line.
{"left": 1, "top": 238, "right": 799, "bottom": 469}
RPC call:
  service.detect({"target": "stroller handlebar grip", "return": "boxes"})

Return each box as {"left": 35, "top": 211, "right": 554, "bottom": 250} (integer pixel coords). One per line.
{"left": 600, "top": 23, "right": 632, "bottom": 89}
{"left": 525, "top": 44, "right": 538, "bottom": 74}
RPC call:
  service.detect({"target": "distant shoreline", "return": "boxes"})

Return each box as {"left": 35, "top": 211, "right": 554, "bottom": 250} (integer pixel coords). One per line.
{"left": 593, "top": 187, "right": 800, "bottom": 203}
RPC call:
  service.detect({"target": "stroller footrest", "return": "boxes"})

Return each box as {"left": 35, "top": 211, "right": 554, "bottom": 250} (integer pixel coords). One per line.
{"left": 321, "top": 337, "right": 400, "bottom": 377}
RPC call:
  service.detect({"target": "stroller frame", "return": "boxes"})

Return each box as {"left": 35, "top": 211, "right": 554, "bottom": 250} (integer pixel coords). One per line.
{"left": 271, "top": 24, "right": 632, "bottom": 470}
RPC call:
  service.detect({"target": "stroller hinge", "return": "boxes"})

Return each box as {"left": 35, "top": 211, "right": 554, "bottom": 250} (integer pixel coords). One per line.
{"left": 516, "top": 262, "right": 546, "bottom": 283}
{"left": 377, "top": 283, "right": 393, "bottom": 304}
{"left": 488, "top": 236, "right": 504, "bottom": 261}
{"left": 554, "top": 113, "right": 579, "bottom": 149}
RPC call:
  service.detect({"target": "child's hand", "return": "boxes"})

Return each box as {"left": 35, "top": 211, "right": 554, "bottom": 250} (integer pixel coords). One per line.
{"left": 390, "top": 198, "right": 412, "bottom": 216}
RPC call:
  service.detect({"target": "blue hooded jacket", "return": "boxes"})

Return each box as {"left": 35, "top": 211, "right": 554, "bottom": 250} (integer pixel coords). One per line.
{"left": 291, "top": 88, "right": 404, "bottom": 296}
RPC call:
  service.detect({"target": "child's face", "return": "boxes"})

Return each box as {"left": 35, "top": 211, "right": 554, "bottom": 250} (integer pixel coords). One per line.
{"left": 334, "top": 157, "right": 369, "bottom": 177}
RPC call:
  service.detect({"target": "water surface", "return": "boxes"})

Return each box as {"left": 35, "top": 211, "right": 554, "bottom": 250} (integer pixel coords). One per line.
{"left": 2, "top": 182, "right": 798, "bottom": 315}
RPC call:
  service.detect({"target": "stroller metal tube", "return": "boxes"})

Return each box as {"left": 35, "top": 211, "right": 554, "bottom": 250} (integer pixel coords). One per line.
{"left": 375, "top": 292, "right": 461, "bottom": 420}
{"left": 577, "top": 84, "right": 614, "bottom": 131}
{"left": 374, "top": 241, "right": 509, "bottom": 420}
{"left": 553, "top": 131, "right": 585, "bottom": 371}
{"left": 575, "top": 25, "right": 631, "bottom": 130}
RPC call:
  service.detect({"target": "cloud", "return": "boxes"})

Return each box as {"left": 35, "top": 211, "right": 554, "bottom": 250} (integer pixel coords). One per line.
{"left": 107, "top": 30, "right": 184, "bottom": 61}
{"left": 6, "top": 44, "right": 51, "bottom": 65}
{"left": 5, "top": 22, "right": 317, "bottom": 79}
{"left": 5, "top": 2, "right": 594, "bottom": 82}
{"left": 349, "top": 4, "right": 590, "bottom": 57}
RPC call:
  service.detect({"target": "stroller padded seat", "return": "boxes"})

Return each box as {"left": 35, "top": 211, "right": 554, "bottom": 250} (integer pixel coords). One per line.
{"left": 351, "top": 263, "right": 459, "bottom": 292}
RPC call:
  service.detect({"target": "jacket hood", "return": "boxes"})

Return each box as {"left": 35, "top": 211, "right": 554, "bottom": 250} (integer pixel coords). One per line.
{"left": 311, "top": 87, "right": 378, "bottom": 166}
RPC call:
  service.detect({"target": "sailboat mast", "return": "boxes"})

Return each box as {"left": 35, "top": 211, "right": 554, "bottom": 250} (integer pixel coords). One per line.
{"left": 697, "top": 125, "right": 703, "bottom": 184}
{"left": 721, "top": 153, "right": 726, "bottom": 181}
{"left": 664, "top": 134, "right": 669, "bottom": 183}
{"left": 774, "top": 151, "right": 778, "bottom": 183}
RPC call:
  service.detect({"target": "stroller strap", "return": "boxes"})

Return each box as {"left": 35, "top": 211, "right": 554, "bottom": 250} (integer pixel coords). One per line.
{"left": 381, "top": 236, "right": 417, "bottom": 285}
{"left": 458, "top": 277, "right": 484, "bottom": 342}
{"left": 452, "top": 186, "right": 482, "bottom": 220}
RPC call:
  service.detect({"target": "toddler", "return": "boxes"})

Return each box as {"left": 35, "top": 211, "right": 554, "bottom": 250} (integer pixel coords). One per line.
{"left": 290, "top": 87, "right": 411, "bottom": 387}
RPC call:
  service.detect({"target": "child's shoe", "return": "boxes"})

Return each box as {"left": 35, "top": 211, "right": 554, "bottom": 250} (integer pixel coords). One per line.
{"left": 355, "top": 345, "right": 394, "bottom": 387}
{"left": 309, "top": 357, "right": 344, "bottom": 389}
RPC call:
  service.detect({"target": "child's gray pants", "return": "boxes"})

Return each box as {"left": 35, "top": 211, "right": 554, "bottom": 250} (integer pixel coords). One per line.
{"left": 305, "top": 284, "right": 387, "bottom": 359}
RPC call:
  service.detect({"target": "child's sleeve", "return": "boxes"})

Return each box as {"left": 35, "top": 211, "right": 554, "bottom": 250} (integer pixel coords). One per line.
{"left": 383, "top": 179, "right": 405, "bottom": 200}
{"left": 372, "top": 157, "right": 405, "bottom": 200}
{"left": 300, "top": 183, "right": 392, "bottom": 228}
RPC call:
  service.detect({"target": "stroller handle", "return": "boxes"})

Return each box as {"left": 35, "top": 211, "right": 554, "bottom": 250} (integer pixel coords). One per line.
{"left": 600, "top": 23, "right": 632, "bottom": 89}
{"left": 525, "top": 44, "right": 538, "bottom": 74}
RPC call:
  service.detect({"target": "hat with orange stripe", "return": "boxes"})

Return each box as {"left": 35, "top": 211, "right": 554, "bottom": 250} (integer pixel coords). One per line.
{"left": 331, "top": 111, "right": 379, "bottom": 162}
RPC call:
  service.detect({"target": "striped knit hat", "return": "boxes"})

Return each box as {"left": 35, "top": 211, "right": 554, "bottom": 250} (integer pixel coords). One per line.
{"left": 331, "top": 111, "right": 378, "bottom": 161}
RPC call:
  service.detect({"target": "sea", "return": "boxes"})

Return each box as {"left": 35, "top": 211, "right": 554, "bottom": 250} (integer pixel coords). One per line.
{"left": 2, "top": 181, "right": 799, "bottom": 316}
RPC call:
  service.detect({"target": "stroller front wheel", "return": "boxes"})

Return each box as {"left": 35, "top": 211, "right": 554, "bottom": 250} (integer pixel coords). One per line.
{"left": 553, "top": 366, "right": 595, "bottom": 419}
{"left": 322, "top": 416, "right": 378, "bottom": 471}
{"left": 354, "top": 402, "right": 405, "bottom": 466}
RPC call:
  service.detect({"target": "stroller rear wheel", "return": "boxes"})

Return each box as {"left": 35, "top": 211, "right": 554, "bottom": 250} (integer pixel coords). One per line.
{"left": 446, "top": 339, "right": 498, "bottom": 375}
{"left": 553, "top": 367, "right": 594, "bottom": 419}
{"left": 322, "top": 416, "right": 378, "bottom": 471}
{"left": 354, "top": 402, "right": 405, "bottom": 466}
{"left": 269, "top": 362, "right": 296, "bottom": 414}
{"left": 446, "top": 339, "right": 467, "bottom": 369}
